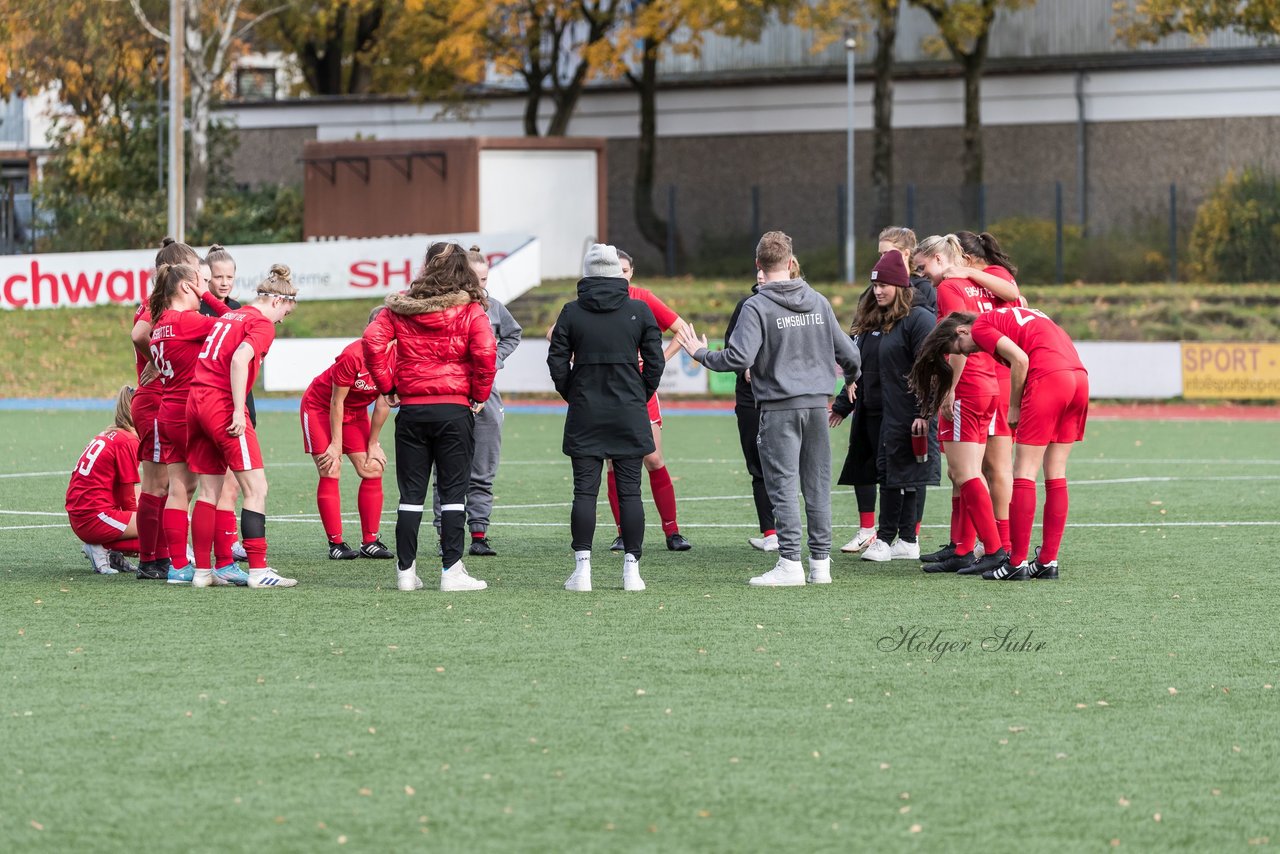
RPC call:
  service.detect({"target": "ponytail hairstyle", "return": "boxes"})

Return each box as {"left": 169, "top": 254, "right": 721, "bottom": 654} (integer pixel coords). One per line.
{"left": 788, "top": 255, "right": 804, "bottom": 280}
{"left": 148, "top": 263, "right": 197, "bottom": 321}
{"left": 908, "top": 311, "right": 978, "bottom": 416}
{"left": 408, "top": 242, "right": 487, "bottom": 309}
{"left": 113, "top": 384, "right": 137, "bottom": 434}
{"left": 851, "top": 281, "right": 913, "bottom": 336}
{"left": 956, "top": 230, "right": 1018, "bottom": 278}
{"left": 204, "top": 243, "right": 235, "bottom": 268}
{"left": 150, "top": 237, "right": 199, "bottom": 305}
{"left": 256, "top": 263, "right": 298, "bottom": 300}
{"left": 912, "top": 233, "right": 964, "bottom": 270}
{"left": 878, "top": 226, "right": 918, "bottom": 260}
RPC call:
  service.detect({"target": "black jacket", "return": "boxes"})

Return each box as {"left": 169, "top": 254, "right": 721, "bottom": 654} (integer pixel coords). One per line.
{"left": 724, "top": 284, "right": 759, "bottom": 409}
{"left": 910, "top": 274, "right": 937, "bottom": 315}
{"left": 548, "top": 276, "right": 665, "bottom": 459}
{"left": 834, "top": 305, "right": 941, "bottom": 489}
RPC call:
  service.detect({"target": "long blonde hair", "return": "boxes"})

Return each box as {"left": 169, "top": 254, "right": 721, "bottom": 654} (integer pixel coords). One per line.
{"left": 913, "top": 234, "right": 964, "bottom": 268}
{"left": 113, "top": 385, "right": 137, "bottom": 434}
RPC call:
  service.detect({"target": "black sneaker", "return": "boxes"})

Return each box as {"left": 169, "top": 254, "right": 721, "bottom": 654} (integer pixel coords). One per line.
{"left": 1028, "top": 558, "right": 1059, "bottom": 580}
{"left": 359, "top": 539, "right": 395, "bottom": 559}
{"left": 609, "top": 536, "right": 625, "bottom": 552}
{"left": 923, "top": 551, "right": 975, "bottom": 574}
{"left": 983, "top": 561, "right": 1030, "bottom": 581}
{"left": 666, "top": 533, "right": 692, "bottom": 552}
{"left": 328, "top": 541, "right": 360, "bottom": 560}
{"left": 109, "top": 551, "right": 138, "bottom": 574}
{"left": 921, "top": 542, "right": 957, "bottom": 563}
{"left": 961, "top": 548, "right": 1010, "bottom": 576}
{"left": 136, "top": 559, "right": 168, "bottom": 580}
{"left": 469, "top": 537, "right": 497, "bottom": 557}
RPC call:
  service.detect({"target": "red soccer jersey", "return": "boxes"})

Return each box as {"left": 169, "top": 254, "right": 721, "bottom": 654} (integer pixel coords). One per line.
{"left": 971, "top": 307, "right": 1086, "bottom": 382}
{"left": 936, "top": 277, "right": 998, "bottom": 397}
{"left": 628, "top": 285, "right": 679, "bottom": 332}
{"left": 132, "top": 304, "right": 152, "bottom": 384}
{"left": 65, "top": 428, "right": 140, "bottom": 512}
{"left": 191, "top": 306, "right": 277, "bottom": 398}
{"left": 301, "top": 339, "right": 392, "bottom": 415}
{"left": 151, "top": 308, "right": 225, "bottom": 404}
{"left": 984, "top": 265, "right": 1023, "bottom": 310}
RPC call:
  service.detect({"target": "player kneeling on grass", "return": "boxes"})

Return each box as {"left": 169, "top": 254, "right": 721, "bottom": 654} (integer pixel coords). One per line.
{"left": 362, "top": 242, "right": 496, "bottom": 593}
{"left": 911, "top": 308, "right": 1089, "bottom": 581}
{"left": 66, "top": 385, "right": 144, "bottom": 574}
{"left": 185, "top": 265, "right": 298, "bottom": 589}
{"left": 676, "top": 231, "right": 861, "bottom": 587}
{"left": 548, "top": 244, "right": 664, "bottom": 592}
{"left": 302, "top": 306, "right": 395, "bottom": 562}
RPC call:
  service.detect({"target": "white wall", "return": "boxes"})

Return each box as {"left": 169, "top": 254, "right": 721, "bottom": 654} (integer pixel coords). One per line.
{"left": 479, "top": 150, "right": 599, "bottom": 279}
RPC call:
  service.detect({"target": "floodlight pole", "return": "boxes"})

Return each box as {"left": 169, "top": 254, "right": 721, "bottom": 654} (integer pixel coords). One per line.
{"left": 168, "top": 0, "right": 185, "bottom": 241}
{"left": 844, "top": 28, "right": 856, "bottom": 283}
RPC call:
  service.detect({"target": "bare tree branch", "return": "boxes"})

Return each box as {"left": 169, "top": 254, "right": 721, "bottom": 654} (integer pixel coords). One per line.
{"left": 124, "top": 0, "right": 170, "bottom": 43}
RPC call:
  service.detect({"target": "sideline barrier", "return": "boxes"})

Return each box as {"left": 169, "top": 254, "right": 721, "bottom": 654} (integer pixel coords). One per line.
{"left": 0, "top": 233, "right": 541, "bottom": 310}
{"left": 268, "top": 339, "right": 1215, "bottom": 399}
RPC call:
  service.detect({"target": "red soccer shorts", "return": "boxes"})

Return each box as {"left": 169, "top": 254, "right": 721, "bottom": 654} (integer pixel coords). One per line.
{"left": 300, "top": 406, "right": 372, "bottom": 455}
{"left": 154, "top": 416, "right": 188, "bottom": 465}
{"left": 990, "top": 371, "right": 1014, "bottom": 439}
{"left": 939, "top": 393, "right": 996, "bottom": 449}
{"left": 68, "top": 509, "right": 133, "bottom": 546}
{"left": 185, "top": 388, "right": 263, "bottom": 475}
{"left": 1014, "top": 369, "right": 1089, "bottom": 446}
{"left": 132, "top": 388, "right": 162, "bottom": 464}
{"left": 647, "top": 392, "right": 663, "bottom": 427}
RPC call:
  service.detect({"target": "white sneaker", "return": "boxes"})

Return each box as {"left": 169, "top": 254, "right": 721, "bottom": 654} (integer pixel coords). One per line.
{"left": 247, "top": 568, "right": 297, "bottom": 588}
{"left": 840, "top": 528, "right": 877, "bottom": 553}
{"left": 807, "top": 556, "right": 832, "bottom": 585}
{"left": 889, "top": 539, "right": 921, "bottom": 560}
{"left": 862, "top": 539, "right": 892, "bottom": 562}
{"left": 440, "top": 560, "right": 487, "bottom": 592}
{"left": 749, "top": 557, "right": 805, "bottom": 587}
{"left": 622, "top": 554, "right": 645, "bottom": 591}
{"left": 397, "top": 561, "right": 424, "bottom": 591}
{"left": 191, "top": 568, "right": 216, "bottom": 588}
{"left": 565, "top": 551, "right": 592, "bottom": 592}
{"left": 748, "top": 533, "right": 779, "bottom": 552}
{"left": 82, "top": 543, "right": 115, "bottom": 574}
{"left": 231, "top": 540, "right": 248, "bottom": 562}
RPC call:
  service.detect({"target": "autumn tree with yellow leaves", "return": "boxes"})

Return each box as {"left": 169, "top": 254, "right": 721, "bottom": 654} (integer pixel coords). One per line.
{"left": 1114, "top": 0, "right": 1280, "bottom": 42}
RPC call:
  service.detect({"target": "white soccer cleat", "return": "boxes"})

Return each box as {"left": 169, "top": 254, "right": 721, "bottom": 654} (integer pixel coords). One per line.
{"left": 748, "top": 557, "right": 805, "bottom": 587}
{"left": 440, "top": 560, "right": 487, "bottom": 592}
{"left": 861, "top": 539, "right": 893, "bottom": 562}
{"left": 807, "top": 556, "right": 832, "bottom": 585}
{"left": 974, "top": 541, "right": 986, "bottom": 560}
{"left": 82, "top": 543, "right": 116, "bottom": 574}
{"left": 748, "top": 533, "right": 779, "bottom": 552}
{"left": 397, "top": 561, "right": 424, "bottom": 591}
{"left": 565, "top": 551, "right": 592, "bottom": 592}
{"left": 231, "top": 540, "right": 248, "bottom": 562}
{"left": 247, "top": 568, "right": 297, "bottom": 589}
{"left": 889, "top": 539, "right": 921, "bottom": 560}
{"left": 622, "top": 554, "right": 645, "bottom": 591}
{"left": 840, "top": 528, "right": 877, "bottom": 553}
{"left": 191, "top": 568, "right": 216, "bottom": 588}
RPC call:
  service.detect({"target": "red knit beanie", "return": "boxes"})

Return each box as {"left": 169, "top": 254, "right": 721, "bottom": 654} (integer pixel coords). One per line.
{"left": 870, "top": 251, "right": 910, "bottom": 288}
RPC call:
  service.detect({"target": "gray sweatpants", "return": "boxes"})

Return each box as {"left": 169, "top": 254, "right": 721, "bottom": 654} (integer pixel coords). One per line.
{"left": 432, "top": 392, "right": 504, "bottom": 533}
{"left": 757, "top": 406, "right": 832, "bottom": 561}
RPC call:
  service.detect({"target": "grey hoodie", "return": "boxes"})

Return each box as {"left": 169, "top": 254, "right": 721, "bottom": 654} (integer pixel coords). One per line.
{"left": 696, "top": 278, "right": 861, "bottom": 411}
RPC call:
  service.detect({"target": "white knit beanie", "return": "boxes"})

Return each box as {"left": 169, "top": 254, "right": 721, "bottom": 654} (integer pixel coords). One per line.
{"left": 583, "top": 243, "right": 623, "bottom": 278}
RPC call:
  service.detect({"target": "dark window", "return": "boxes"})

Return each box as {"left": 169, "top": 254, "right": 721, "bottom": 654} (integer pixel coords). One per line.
{"left": 236, "top": 68, "right": 277, "bottom": 101}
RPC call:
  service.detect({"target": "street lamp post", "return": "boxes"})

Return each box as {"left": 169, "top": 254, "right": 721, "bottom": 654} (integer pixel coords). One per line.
{"left": 844, "top": 27, "right": 856, "bottom": 284}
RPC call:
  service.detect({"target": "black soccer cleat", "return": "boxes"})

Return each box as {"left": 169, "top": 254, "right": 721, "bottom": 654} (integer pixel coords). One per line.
{"left": 983, "top": 561, "right": 1030, "bottom": 581}
{"left": 328, "top": 541, "right": 361, "bottom": 560}
{"left": 609, "top": 536, "right": 625, "bottom": 552}
{"left": 920, "top": 542, "right": 957, "bottom": 563}
{"left": 359, "top": 539, "right": 395, "bottom": 559}
{"left": 468, "top": 537, "right": 497, "bottom": 557}
{"left": 666, "top": 533, "right": 692, "bottom": 552}
{"left": 961, "top": 548, "right": 1010, "bottom": 576}
{"left": 1028, "top": 559, "right": 1059, "bottom": 580}
{"left": 922, "top": 550, "right": 975, "bottom": 574}
{"left": 136, "top": 559, "right": 169, "bottom": 580}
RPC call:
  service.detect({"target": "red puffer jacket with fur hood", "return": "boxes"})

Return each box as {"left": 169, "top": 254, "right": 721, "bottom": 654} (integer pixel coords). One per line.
{"left": 362, "top": 289, "right": 497, "bottom": 407}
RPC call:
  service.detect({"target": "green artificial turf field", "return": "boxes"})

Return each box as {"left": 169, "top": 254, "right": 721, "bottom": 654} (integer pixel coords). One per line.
{"left": 1, "top": 410, "right": 1277, "bottom": 851}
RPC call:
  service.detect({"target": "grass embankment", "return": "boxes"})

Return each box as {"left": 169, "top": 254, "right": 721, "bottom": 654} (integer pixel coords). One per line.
{"left": 4, "top": 280, "right": 1279, "bottom": 399}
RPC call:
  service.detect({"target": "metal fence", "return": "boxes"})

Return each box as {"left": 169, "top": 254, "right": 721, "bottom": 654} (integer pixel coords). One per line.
{"left": 635, "top": 180, "right": 1211, "bottom": 284}
{"left": 0, "top": 186, "right": 33, "bottom": 255}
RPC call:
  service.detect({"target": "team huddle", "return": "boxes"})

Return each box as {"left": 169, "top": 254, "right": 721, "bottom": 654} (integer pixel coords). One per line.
{"left": 64, "top": 227, "right": 1087, "bottom": 590}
